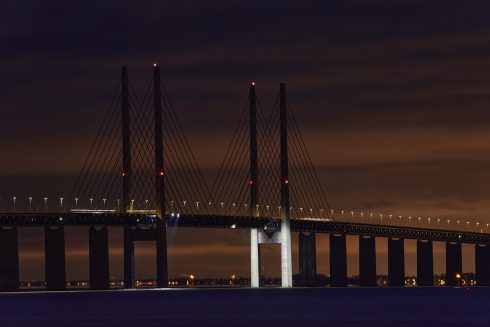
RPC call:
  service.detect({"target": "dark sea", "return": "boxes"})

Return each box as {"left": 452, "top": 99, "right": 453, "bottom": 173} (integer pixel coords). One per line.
{"left": 1, "top": 287, "right": 489, "bottom": 327}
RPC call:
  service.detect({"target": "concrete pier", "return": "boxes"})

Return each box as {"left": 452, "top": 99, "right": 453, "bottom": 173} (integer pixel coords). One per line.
{"left": 446, "top": 241, "right": 462, "bottom": 286}
{"left": 156, "top": 221, "right": 168, "bottom": 288}
{"left": 250, "top": 228, "right": 261, "bottom": 287}
{"left": 476, "top": 244, "right": 490, "bottom": 286}
{"left": 123, "top": 225, "right": 134, "bottom": 288}
{"left": 330, "top": 233, "right": 347, "bottom": 287}
{"left": 89, "top": 226, "right": 109, "bottom": 290}
{"left": 0, "top": 227, "right": 19, "bottom": 291}
{"left": 416, "top": 240, "right": 433, "bottom": 286}
{"left": 359, "top": 235, "right": 376, "bottom": 287}
{"left": 299, "top": 232, "right": 317, "bottom": 286}
{"left": 45, "top": 226, "right": 66, "bottom": 290}
{"left": 388, "top": 237, "right": 405, "bottom": 286}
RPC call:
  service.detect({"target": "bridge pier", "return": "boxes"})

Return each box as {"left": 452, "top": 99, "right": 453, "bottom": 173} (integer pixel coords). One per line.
{"left": 250, "top": 228, "right": 261, "bottom": 287}
{"left": 388, "top": 237, "right": 405, "bottom": 286}
{"left": 123, "top": 226, "right": 134, "bottom": 288}
{"left": 359, "top": 235, "right": 376, "bottom": 287}
{"left": 251, "top": 229, "right": 290, "bottom": 287}
{"left": 299, "top": 232, "right": 317, "bottom": 286}
{"left": 446, "top": 241, "right": 462, "bottom": 286}
{"left": 417, "top": 240, "right": 434, "bottom": 286}
{"left": 476, "top": 244, "right": 490, "bottom": 286}
{"left": 0, "top": 227, "right": 19, "bottom": 291}
{"left": 45, "top": 226, "right": 66, "bottom": 290}
{"left": 89, "top": 226, "right": 109, "bottom": 290}
{"left": 156, "top": 221, "right": 168, "bottom": 288}
{"left": 329, "top": 233, "right": 347, "bottom": 287}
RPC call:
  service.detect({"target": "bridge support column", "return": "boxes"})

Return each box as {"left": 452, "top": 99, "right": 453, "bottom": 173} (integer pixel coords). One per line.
{"left": 388, "top": 237, "right": 405, "bottom": 286}
{"left": 330, "top": 233, "right": 347, "bottom": 287}
{"left": 89, "top": 226, "right": 109, "bottom": 290}
{"left": 123, "top": 226, "right": 134, "bottom": 288}
{"left": 0, "top": 227, "right": 19, "bottom": 291}
{"left": 359, "top": 235, "right": 376, "bottom": 287}
{"left": 156, "top": 221, "right": 168, "bottom": 288}
{"left": 45, "top": 226, "right": 66, "bottom": 290}
{"left": 299, "top": 232, "right": 317, "bottom": 286}
{"left": 476, "top": 244, "right": 490, "bottom": 286}
{"left": 280, "top": 223, "right": 293, "bottom": 288}
{"left": 250, "top": 228, "right": 261, "bottom": 287}
{"left": 417, "top": 240, "right": 434, "bottom": 286}
{"left": 446, "top": 241, "right": 462, "bottom": 286}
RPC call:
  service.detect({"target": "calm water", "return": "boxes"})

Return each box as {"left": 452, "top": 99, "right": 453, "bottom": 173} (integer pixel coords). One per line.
{"left": 1, "top": 287, "right": 490, "bottom": 326}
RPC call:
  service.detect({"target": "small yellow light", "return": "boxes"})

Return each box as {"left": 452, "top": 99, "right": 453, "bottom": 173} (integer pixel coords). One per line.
{"left": 456, "top": 273, "right": 461, "bottom": 279}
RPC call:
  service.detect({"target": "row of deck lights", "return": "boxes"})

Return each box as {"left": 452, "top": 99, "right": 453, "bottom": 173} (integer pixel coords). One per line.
{"left": 6, "top": 197, "right": 488, "bottom": 232}
{"left": 332, "top": 209, "right": 489, "bottom": 233}
{"left": 5, "top": 196, "right": 330, "bottom": 218}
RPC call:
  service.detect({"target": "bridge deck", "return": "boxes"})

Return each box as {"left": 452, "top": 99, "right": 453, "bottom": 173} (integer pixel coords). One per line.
{"left": 0, "top": 212, "right": 488, "bottom": 244}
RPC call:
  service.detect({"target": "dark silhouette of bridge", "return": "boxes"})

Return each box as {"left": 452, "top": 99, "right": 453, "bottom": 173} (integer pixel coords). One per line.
{"left": 1, "top": 65, "right": 489, "bottom": 291}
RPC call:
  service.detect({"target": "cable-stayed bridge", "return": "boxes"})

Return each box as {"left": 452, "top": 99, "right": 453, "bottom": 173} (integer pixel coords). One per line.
{"left": 1, "top": 65, "right": 489, "bottom": 291}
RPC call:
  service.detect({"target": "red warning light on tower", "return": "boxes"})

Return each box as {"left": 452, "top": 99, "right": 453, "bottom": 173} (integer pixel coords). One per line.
{"left": 284, "top": 178, "right": 289, "bottom": 184}
{"left": 122, "top": 171, "right": 126, "bottom": 177}
{"left": 249, "top": 179, "right": 254, "bottom": 185}
{"left": 159, "top": 171, "right": 164, "bottom": 176}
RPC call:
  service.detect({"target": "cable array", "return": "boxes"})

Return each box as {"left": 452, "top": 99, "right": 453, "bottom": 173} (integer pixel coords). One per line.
{"left": 69, "top": 74, "right": 332, "bottom": 220}
{"left": 70, "top": 72, "right": 211, "bottom": 215}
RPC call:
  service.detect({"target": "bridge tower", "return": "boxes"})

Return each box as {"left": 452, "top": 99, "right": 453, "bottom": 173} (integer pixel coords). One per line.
{"left": 279, "top": 83, "right": 293, "bottom": 287}
{"left": 122, "top": 66, "right": 135, "bottom": 288}
{"left": 250, "top": 83, "right": 293, "bottom": 288}
{"left": 153, "top": 64, "right": 169, "bottom": 288}
{"left": 250, "top": 82, "right": 261, "bottom": 288}
{"left": 122, "top": 65, "right": 169, "bottom": 288}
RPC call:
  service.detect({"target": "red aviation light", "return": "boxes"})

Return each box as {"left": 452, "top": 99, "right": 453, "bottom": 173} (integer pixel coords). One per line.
{"left": 122, "top": 171, "right": 126, "bottom": 177}
{"left": 159, "top": 171, "right": 164, "bottom": 176}
{"left": 249, "top": 179, "right": 254, "bottom": 185}
{"left": 284, "top": 178, "right": 289, "bottom": 184}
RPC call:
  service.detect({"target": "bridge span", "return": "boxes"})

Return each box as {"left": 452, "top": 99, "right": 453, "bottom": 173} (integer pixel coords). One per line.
{"left": 1, "top": 212, "right": 490, "bottom": 291}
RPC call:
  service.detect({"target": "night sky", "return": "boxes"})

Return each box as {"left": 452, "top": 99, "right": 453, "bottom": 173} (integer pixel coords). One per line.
{"left": 2, "top": 0, "right": 490, "bottom": 281}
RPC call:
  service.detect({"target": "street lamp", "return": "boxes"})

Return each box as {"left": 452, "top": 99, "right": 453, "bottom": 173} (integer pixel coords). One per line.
{"left": 44, "top": 197, "right": 48, "bottom": 213}
{"left": 28, "top": 197, "right": 33, "bottom": 213}
{"left": 12, "top": 196, "right": 16, "bottom": 213}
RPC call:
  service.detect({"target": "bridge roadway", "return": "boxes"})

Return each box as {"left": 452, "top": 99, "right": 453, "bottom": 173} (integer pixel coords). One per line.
{"left": 0, "top": 212, "right": 489, "bottom": 244}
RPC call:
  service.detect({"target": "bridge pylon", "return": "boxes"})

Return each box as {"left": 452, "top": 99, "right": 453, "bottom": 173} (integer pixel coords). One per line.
{"left": 249, "top": 82, "right": 260, "bottom": 288}
{"left": 153, "top": 64, "right": 169, "bottom": 288}
{"left": 121, "top": 65, "right": 169, "bottom": 289}
{"left": 249, "top": 83, "right": 293, "bottom": 288}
